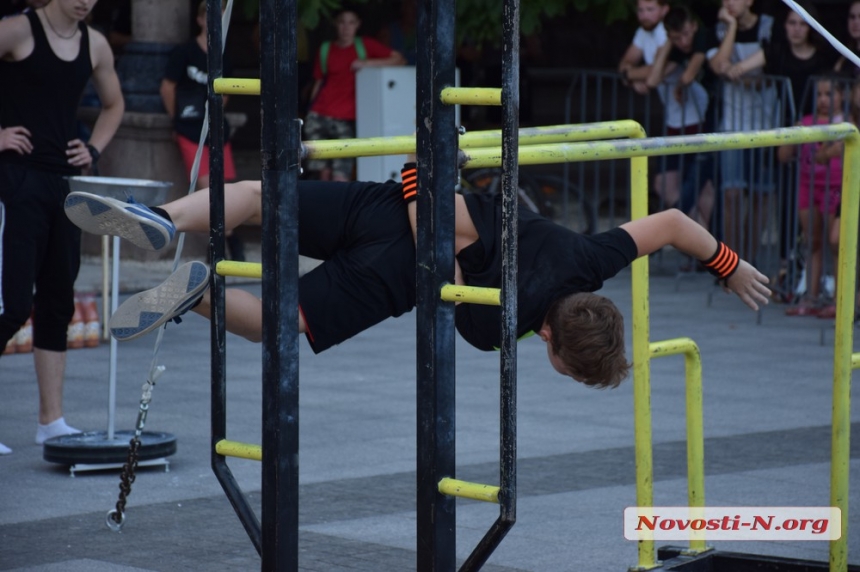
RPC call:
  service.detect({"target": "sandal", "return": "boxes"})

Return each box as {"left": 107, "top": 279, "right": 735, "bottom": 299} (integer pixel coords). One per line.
{"left": 785, "top": 302, "right": 820, "bottom": 317}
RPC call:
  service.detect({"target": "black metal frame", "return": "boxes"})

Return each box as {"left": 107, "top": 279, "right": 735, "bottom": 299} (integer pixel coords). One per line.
{"left": 416, "top": 0, "right": 520, "bottom": 569}
{"left": 206, "top": 0, "right": 263, "bottom": 557}
{"left": 207, "top": 0, "right": 520, "bottom": 569}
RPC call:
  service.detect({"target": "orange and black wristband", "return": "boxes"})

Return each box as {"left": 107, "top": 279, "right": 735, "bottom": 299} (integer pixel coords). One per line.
{"left": 401, "top": 162, "right": 417, "bottom": 203}
{"left": 702, "top": 241, "right": 739, "bottom": 282}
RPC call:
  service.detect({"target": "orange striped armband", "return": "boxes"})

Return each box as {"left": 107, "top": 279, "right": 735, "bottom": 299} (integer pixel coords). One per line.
{"left": 401, "top": 162, "right": 418, "bottom": 203}
{"left": 702, "top": 241, "right": 739, "bottom": 281}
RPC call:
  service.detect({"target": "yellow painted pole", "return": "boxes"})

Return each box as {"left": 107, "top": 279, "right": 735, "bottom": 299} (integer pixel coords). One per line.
{"left": 213, "top": 78, "right": 261, "bottom": 95}
{"left": 301, "top": 121, "right": 647, "bottom": 161}
{"left": 459, "top": 124, "right": 859, "bottom": 169}
{"left": 628, "top": 128, "right": 658, "bottom": 570}
{"left": 458, "top": 121, "right": 646, "bottom": 149}
{"left": 440, "top": 87, "right": 502, "bottom": 106}
{"left": 830, "top": 130, "right": 859, "bottom": 572}
{"left": 215, "top": 439, "right": 263, "bottom": 461}
{"left": 440, "top": 284, "right": 500, "bottom": 306}
{"left": 649, "top": 339, "right": 709, "bottom": 556}
{"left": 216, "top": 260, "right": 262, "bottom": 279}
{"left": 438, "top": 478, "right": 500, "bottom": 503}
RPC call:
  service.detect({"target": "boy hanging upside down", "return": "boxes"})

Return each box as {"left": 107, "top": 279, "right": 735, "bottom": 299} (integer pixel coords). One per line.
{"left": 64, "top": 164, "right": 769, "bottom": 389}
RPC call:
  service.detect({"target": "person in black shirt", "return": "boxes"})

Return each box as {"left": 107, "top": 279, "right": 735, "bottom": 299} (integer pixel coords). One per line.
{"left": 64, "top": 167, "right": 770, "bottom": 391}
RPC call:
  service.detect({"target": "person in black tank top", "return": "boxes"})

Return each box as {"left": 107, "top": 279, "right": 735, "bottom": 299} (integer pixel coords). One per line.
{"left": 0, "top": 0, "right": 124, "bottom": 455}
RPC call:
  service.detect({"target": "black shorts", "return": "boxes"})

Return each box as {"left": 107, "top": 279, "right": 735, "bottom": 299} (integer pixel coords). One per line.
{"left": 297, "top": 180, "right": 415, "bottom": 353}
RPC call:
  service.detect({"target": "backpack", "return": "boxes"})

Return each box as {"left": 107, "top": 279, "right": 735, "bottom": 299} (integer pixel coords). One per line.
{"left": 319, "top": 37, "right": 366, "bottom": 75}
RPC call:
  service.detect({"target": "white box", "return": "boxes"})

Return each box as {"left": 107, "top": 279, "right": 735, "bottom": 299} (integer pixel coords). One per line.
{"left": 356, "top": 66, "right": 458, "bottom": 182}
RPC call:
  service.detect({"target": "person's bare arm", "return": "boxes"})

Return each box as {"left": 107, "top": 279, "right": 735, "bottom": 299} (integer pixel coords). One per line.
{"left": 66, "top": 29, "right": 124, "bottom": 168}
{"left": 618, "top": 43, "right": 644, "bottom": 75}
{"left": 308, "top": 78, "right": 323, "bottom": 104}
{"left": 708, "top": 8, "right": 738, "bottom": 76}
{"left": 679, "top": 52, "right": 706, "bottom": 87}
{"left": 352, "top": 49, "right": 407, "bottom": 70}
{"left": 645, "top": 42, "right": 674, "bottom": 89}
{"left": 159, "top": 78, "right": 177, "bottom": 118}
{"left": 725, "top": 48, "right": 764, "bottom": 81}
{"left": 0, "top": 13, "right": 31, "bottom": 60}
{"left": 0, "top": 15, "right": 36, "bottom": 156}
{"left": 621, "top": 209, "right": 770, "bottom": 309}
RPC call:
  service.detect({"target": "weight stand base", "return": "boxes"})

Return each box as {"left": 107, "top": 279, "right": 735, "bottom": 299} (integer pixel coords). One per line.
{"left": 68, "top": 457, "right": 170, "bottom": 477}
{"left": 650, "top": 546, "right": 860, "bottom": 571}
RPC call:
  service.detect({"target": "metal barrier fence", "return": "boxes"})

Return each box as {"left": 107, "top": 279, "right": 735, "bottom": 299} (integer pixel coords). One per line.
{"left": 560, "top": 69, "right": 857, "bottom": 317}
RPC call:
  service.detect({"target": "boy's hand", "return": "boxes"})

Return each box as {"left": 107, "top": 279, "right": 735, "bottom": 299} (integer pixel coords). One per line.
{"left": 717, "top": 7, "right": 736, "bottom": 26}
{"left": 723, "top": 259, "right": 770, "bottom": 310}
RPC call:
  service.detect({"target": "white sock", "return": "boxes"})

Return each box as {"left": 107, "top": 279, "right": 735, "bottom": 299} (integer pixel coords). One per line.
{"left": 0, "top": 442, "right": 11, "bottom": 455}
{"left": 35, "top": 417, "right": 80, "bottom": 445}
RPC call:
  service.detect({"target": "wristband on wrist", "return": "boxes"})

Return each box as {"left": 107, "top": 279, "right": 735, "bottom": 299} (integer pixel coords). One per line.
{"left": 86, "top": 143, "right": 101, "bottom": 164}
{"left": 702, "top": 241, "right": 739, "bottom": 282}
{"left": 401, "top": 162, "right": 417, "bottom": 203}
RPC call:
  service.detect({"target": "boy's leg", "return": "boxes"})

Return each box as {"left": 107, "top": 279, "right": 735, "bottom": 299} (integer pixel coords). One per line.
{"left": 64, "top": 181, "right": 263, "bottom": 249}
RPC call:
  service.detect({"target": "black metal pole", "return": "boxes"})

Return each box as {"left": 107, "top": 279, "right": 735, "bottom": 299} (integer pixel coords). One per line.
{"left": 459, "top": 0, "right": 519, "bottom": 567}
{"left": 207, "top": 0, "right": 262, "bottom": 556}
{"left": 259, "top": 0, "right": 300, "bottom": 569}
{"left": 416, "top": 0, "right": 458, "bottom": 569}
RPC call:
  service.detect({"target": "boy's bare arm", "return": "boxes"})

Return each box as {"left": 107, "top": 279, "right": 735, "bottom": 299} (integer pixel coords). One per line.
{"left": 645, "top": 43, "right": 673, "bottom": 89}
{"left": 621, "top": 209, "right": 770, "bottom": 309}
{"left": 618, "top": 44, "right": 644, "bottom": 74}
{"left": 679, "top": 52, "right": 706, "bottom": 86}
{"left": 725, "top": 49, "right": 764, "bottom": 81}
{"left": 708, "top": 8, "right": 738, "bottom": 76}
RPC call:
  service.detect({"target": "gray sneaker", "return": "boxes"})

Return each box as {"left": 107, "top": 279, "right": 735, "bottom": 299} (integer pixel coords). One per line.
{"left": 64, "top": 191, "right": 175, "bottom": 251}
{"left": 109, "top": 261, "right": 210, "bottom": 341}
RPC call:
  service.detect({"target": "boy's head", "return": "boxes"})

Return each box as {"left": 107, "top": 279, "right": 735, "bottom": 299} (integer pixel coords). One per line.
{"left": 721, "top": 0, "right": 754, "bottom": 20}
{"left": 540, "top": 293, "right": 630, "bottom": 389}
{"left": 636, "top": 0, "right": 669, "bottom": 32}
{"left": 663, "top": 6, "right": 698, "bottom": 53}
{"left": 334, "top": 6, "right": 362, "bottom": 42}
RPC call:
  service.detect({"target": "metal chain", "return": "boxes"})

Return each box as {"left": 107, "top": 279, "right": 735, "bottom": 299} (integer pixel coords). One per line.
{"left": 106, "top": 367, "right": 163, "bottom": 532}
{"left": 102, "top": 0, "right": 235, "bottom": 534}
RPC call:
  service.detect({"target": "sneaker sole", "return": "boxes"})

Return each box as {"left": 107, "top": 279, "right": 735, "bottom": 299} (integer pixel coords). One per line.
{"left": 109, "top": 261, "right": 210, "bottom": 341}
{"left": 64, "top": 192, "right": 173, "bottom": 251}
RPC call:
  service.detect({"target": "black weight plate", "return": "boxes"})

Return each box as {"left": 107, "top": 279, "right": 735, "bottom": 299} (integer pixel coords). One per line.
{"left": 42, "top": 430, "right": 177, "bottom": 465}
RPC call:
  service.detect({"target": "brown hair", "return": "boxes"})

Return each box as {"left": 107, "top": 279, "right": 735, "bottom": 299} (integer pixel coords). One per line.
{"left": 545, "top": 292, "right": 630, "bottom": 389}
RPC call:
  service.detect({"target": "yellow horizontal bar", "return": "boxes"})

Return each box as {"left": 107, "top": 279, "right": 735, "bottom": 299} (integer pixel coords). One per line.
{"left": 215, "top": 439, "right": 262, "bottom": 461}
{"left": 851, "top": 353, "right": 860, "bottom": 370}
{"left": 459, "top": 121, "right": 646, "bottom": 149}
{"left": 303, "top": 121, "right": 648, "bottom": 161}
{"left": 216, "top": 260, "right": 262, "bottom": 279}
{"left": 213, "top": 78, "right": 260, "bottom": 95}
{"left": 440, "top": 87, "right": 502, "bottom": 106}
{"left": 440, "top": 284, "right": 500, "bottom": 305}
{"left": 438, "top": 477, "right": 499, "bottom": 503}
{"left": 303, "top": 135, "right": 414, "bottom": 160}
{"left": 460, "top": 123, "right": 859, "bottom": 169}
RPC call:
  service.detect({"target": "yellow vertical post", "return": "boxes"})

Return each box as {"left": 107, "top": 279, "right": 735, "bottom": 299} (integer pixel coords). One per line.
{"left": 830, "top": 132, "right": 859, "bottom": 572}
{"left": 629, "top": 142, "right": 656, "bottom": 570}
{"left": 683, "top": 345, "right": 706, "bottom": 555}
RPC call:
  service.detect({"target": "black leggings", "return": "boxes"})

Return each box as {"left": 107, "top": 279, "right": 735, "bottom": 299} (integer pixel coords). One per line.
{"left": 0, "top": 163, "right": 81, "bottom": 352}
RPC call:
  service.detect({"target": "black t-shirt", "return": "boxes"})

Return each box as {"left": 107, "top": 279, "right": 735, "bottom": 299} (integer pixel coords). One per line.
{"left": 669, "top": 26, "right": 719, "bottom": 95}
{"left": 764, "top": 42, "right": 840, "bottom": 117}
{"left": 454, "top": 192, "right": 638, "bottom": 351}
{"left": 162, "top": 40, "right": 231, "bottom": 142}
